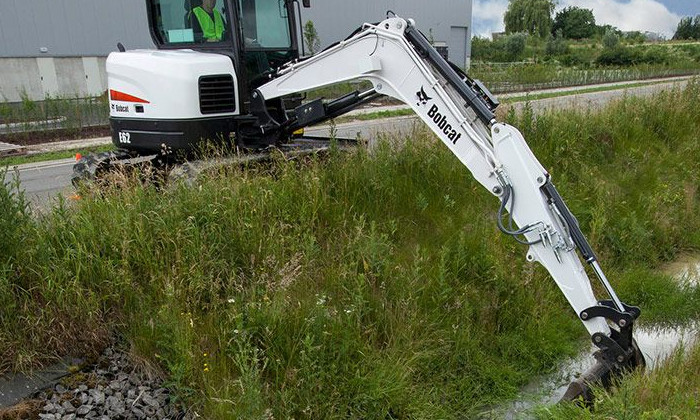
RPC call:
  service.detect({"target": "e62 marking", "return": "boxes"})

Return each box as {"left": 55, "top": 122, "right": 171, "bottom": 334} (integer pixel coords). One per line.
{"left": 118, "top": 131, "right": 131, "bottom": 144}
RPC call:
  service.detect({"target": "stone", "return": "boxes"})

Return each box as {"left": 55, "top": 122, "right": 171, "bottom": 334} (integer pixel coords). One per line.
{"left": 141, "top": 393, "right": 160, "bottom": 408}
{"left": 132, "top": 407, "right": 146, "bottom": 419}
{"left": 76, "top": 404, "right": 93, "bottom": 415}
{"left": 90, "top": 389, "right": 105, "bottom": 405}
{"left": 61, "top": 400, "right": 75, "bottom": 413}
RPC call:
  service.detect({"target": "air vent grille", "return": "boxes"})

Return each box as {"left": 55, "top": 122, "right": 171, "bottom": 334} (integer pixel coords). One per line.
{"left": 199, "top": 75, "right": 236, "bottom": 114}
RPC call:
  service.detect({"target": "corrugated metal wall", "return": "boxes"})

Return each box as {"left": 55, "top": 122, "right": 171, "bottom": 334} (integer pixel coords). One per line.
{"left": 0, "top": 1, "right": 472, "bottom": 100}
{"left": 0, "top": 1, "right": 471, "bottom": 64}
{"left": 300, "top": 0, "right": 472, "bottom": 67}
{"left": 0, "top": 0, "right": 153, "bottom": 58}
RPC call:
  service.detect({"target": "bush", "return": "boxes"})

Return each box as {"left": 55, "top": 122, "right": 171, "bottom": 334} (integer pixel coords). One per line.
{"left": 596, "top": 47, "right": 640, "bottom": 66}
{"left": 545, "top": 31, "right": 569, "bottom": 57}
{"left": 602, "top": 29, "right": 620, "bottom": 49}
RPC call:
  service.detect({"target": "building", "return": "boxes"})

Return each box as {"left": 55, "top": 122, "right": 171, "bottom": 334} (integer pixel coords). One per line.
{"left": 0, "top": 0, "right": 472, "bottom": 102}
{"left": 299, "top": 1, "right": 472, "bottom": 68}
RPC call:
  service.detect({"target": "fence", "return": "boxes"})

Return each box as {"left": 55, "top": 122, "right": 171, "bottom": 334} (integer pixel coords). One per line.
{"left": 0, "top": 95, "right": 109, "bottom": 139}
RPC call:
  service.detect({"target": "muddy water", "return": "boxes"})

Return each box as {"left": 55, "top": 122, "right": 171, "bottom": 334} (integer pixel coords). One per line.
{"left": 478, "top": 257, "right": 700, "bottom": 419}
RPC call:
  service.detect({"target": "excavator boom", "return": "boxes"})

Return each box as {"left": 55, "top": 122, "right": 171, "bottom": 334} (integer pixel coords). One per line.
{"left": 254, "top": 16, "right": 645, "bottom": 403}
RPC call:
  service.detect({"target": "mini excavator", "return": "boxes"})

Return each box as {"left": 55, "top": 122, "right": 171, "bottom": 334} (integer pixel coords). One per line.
{"left": 74, "top": 0, "right": 646, "bottom": 404}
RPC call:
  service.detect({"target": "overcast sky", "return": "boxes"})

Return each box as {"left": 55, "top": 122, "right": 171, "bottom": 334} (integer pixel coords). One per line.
{"left": 472, "top": 0, "right": 700, "bottom": 38}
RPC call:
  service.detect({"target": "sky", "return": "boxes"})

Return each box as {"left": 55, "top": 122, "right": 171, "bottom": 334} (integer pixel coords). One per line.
{"left": 472, "top": 0, "right": 700, "bottom": 38}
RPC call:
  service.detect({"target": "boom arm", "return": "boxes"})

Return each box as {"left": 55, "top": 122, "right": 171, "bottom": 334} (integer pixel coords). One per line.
{"left": 256, "top": 16, "right": 644, "bottom": 402}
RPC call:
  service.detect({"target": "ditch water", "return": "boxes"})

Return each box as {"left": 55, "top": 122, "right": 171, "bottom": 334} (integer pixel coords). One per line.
{"left": 478, "top": 257, "right": 700, "bottom": 419}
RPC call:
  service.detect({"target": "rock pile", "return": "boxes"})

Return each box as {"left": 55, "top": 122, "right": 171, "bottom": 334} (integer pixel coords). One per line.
{"left": 33, "top": 348, "right": 192, "bottom": 420}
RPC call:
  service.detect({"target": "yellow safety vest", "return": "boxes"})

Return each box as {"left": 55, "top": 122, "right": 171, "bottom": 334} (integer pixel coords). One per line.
{"left": 192, "top": 7, "right": 224, "bottom": 41}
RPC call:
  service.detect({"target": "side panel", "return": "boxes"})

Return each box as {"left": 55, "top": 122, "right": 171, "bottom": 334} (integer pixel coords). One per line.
{"left": 107, "top": 49, "right": 240, "bottom": 120}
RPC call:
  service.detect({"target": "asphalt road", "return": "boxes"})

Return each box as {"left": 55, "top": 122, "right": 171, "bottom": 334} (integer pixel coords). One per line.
{"left": 4, "top": 77, "right": 690, "bottom": 207}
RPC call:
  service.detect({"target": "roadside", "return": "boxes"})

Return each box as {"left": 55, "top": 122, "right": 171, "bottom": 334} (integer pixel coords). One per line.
{"left": 0, "top": 75, "right": 694, "bottom": 168}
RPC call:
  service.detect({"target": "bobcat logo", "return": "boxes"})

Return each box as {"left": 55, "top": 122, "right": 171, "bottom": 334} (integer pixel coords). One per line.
{"left": 416, "top": 86, "right": 432, "bottom": 106}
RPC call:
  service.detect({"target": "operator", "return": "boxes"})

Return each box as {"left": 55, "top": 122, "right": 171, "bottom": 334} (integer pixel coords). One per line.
{"left": 191, "top": 0, "right": 225, "bottom": 42}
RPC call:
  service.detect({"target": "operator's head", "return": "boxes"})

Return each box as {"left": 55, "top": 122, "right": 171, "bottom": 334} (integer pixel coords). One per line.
{"left": 202, "top": 0, "right": 216, "bottom": 12}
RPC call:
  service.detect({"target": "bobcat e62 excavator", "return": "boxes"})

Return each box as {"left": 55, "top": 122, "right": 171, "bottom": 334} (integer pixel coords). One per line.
{"left": 74, "top": 0, "right": 646, "bottom": 404}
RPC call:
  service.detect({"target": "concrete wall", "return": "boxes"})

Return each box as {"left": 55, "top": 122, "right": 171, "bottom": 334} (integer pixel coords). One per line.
{"left": 299, "top": 0, "right": 473, "bottom": 68}
{"left": 0, "top": 57, "right": 108, "bottom": 102}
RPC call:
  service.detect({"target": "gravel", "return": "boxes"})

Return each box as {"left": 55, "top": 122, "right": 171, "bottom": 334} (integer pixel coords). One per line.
{"left": 30, "top": 347, "right": 193, "bottom": 420}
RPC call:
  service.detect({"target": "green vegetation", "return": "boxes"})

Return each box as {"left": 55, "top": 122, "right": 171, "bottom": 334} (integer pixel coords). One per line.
{"left": 552, "top": 7, "right": 596, "bottom": 40}
{"left": 470, "top": 63, "right": 698, "bottom": 94}
{"left": 504, "top": 0, "right": 556, "bottom": 38}
{"left": 1, "top": 83, "right": 700, "bottom": 417}
{"left": 303, "top": 20, "right": 321, "bottom": 55}
{"left": 474, "top": 3, "right": 700, "bottom": 93}
{"left": 674, "top": 15, "right": 700, "bottom": 40}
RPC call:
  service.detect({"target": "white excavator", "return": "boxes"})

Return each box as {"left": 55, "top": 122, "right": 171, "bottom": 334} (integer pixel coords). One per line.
{"left": 74, "top": 0, "right": 646, "bottom": 404}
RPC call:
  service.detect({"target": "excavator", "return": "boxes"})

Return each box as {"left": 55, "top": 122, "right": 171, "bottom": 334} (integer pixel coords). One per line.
{"left": 74, "top": 0, "right": 646, "bottom": 404}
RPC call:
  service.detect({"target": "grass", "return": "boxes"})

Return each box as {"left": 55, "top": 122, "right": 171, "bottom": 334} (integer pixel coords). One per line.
{"left": 1, "top": 82, "right": 700, "bottom": 417}
{"left": 0, "top": 144, "right": 114, "bottom": 167}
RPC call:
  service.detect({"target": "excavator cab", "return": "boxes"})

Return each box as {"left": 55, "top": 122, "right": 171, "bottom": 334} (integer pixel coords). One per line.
{"left": 102, "top": 1, "right": 310, "bottom": 156}
{"left": 145, "top": 0, "right": 307, "bottom": 103}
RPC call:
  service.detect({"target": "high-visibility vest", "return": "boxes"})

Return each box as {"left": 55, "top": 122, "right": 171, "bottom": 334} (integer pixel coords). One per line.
{"left": 192, "top": 7, "right": 224, "bottom": 41}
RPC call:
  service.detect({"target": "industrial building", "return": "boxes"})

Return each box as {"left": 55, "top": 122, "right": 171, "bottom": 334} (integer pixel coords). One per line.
{"left": 0, "top": 0, "right": 472, "bottom": 102}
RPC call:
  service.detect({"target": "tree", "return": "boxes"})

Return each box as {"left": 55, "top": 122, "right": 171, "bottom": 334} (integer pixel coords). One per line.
{"left": 552, "top": 6, "right": 596, "bottom": 39}
{"left": 673, "top": 15, "right": 700, "bottom": 40}
{"left": 504, "top": 0, "right": 555, "bottom": 38}
{"left": 303, "top": 20, "right": 321, "bottom": 55}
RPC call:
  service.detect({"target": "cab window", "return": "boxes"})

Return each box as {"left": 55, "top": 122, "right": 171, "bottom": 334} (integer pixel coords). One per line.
{"left": 150, "top": 0, "right": 228, "bottom": 45}
{"left": 238, "top": 0, "right": 292, "bottom": 49}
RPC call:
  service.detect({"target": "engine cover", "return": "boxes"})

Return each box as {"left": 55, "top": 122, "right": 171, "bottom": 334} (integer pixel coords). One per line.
{"left": 107, "top": 49, "right": 239, "bottom": 154}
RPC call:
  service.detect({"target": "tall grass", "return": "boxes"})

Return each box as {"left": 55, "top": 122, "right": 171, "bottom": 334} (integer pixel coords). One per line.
{"left": 1, "top": 82, "right": 699, "bottom": 417}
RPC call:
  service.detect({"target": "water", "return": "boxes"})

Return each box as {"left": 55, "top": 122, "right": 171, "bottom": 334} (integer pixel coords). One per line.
{"left": 478, "top": 257, "right": 700, "bottom": 419}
